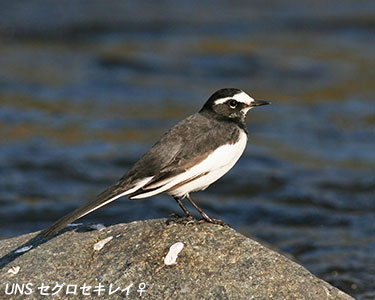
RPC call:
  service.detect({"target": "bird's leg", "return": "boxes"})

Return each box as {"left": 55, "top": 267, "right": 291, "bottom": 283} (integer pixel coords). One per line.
{"left": 173, "top": 196, "right": 193, "bottom": 218}
{"left": 185, "top": 194, "right": 226, "bottom": 225}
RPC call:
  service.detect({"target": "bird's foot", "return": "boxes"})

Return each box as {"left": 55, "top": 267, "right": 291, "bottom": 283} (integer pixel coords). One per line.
{"left": 166, "top": 214, "right": 195, "bottom": 225}
{"left": 200, "top": 215, "right": 227, "bottom": 226}
{"left": 169, "top": 213, "right": 182, "bottom": 219}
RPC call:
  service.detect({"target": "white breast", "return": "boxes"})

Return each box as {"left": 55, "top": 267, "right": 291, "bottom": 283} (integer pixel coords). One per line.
{"left": 169, "top": 131, "right": 248, "bottom": 197}
{"left": 130, "top": 131, "right": 248, "bottom": 200}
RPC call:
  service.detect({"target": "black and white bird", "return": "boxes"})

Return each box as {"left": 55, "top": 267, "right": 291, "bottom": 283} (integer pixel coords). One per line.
{"left": 42, "top": 88, "right": 270, "bottom": 238}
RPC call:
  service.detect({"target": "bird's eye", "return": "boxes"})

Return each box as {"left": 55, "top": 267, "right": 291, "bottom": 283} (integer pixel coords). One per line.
{"left": 228, "top": 100, "right": 238, "bottom": 108}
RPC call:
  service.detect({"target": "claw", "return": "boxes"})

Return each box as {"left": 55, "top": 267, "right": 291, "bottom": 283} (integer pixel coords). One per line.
{"left": 202, "top": 216, "right": 227, "bottom": 226}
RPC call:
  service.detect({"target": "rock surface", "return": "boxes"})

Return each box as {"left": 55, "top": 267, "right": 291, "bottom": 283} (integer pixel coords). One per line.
{"left": 0, "top": 218, "right": 354, "bottom": 300}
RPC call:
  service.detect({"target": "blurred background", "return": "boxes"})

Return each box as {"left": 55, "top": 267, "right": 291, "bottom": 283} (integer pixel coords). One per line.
{"left": 0, "top": 0, "right": 374, "bottom": 298}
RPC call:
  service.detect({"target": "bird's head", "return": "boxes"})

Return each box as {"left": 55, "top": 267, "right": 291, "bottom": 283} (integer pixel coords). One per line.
{"left": 201, "top": 88, "right": 270, "bottom": 122}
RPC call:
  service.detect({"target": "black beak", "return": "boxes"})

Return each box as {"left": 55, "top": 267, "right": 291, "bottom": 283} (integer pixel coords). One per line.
{"left": 250, "top": 99, "right": 271, "bottom": 107}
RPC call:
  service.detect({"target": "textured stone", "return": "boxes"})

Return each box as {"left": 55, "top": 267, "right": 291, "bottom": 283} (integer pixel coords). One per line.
{"left": 0, "top": 218, "right": 354, "bottom": 299}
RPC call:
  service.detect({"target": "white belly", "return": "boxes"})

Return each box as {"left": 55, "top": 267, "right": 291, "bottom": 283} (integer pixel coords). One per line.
{"left": 169, "top": 131, "right": 247, "bottom": 197}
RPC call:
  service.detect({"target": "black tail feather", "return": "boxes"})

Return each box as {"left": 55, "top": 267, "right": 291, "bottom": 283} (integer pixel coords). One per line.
{"left": 42, "top": 182, "right": 128, "bottom": 238}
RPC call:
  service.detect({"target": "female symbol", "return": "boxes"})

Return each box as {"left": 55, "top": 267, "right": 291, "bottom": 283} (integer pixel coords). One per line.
{"left": 137, "top": 283, "right": 146, "bottom": 296}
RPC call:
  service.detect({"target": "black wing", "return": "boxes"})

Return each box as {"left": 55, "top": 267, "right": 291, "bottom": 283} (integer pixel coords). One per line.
{"left": 129, "top": 115, "right": 241, "bottom": 198}
{"left": 42, "top": 113, "right": 213, "bottom": 237}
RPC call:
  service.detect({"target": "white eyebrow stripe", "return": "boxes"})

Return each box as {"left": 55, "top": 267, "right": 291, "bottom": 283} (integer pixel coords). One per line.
{"left": 213, "top": 96, "right": 234, "bottom": 105}
{"left": 233, "top": 92, "right": 254, "bottom": 105}
{"left": 213, "top": 92, "right": 254, "bottom": 106}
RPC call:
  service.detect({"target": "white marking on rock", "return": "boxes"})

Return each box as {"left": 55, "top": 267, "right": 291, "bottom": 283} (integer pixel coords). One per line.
{"left": 8, "top": 266, "right": 20, "bottom": 275}
{"left": 89, "top": 224, "right": 106, "bottom": 231}
{"left": 93, "top": 236, "right": 113, "bottom": 251}
{"left": 14, "top": 246, "right": 33, "bottom": 253}
{"left": 67, "top": 223, "right": 83, "bottom": 227}
{"left": 164, "top": 242, "right": 184, "bottom": 265}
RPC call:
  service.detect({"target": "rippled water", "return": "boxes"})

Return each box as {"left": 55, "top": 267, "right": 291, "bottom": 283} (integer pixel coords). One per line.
{"left": 0, "top": 1, "right": 374, "bottom": 298}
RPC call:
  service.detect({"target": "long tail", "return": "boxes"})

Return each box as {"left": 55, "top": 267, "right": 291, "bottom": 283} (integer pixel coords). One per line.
{"left": 42, "top": 177, "right": 152, "bottom": 238}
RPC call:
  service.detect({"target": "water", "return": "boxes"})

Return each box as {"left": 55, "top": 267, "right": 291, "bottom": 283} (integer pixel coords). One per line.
{"left": 0, "top": 1, "right": 374, "bottom": 298}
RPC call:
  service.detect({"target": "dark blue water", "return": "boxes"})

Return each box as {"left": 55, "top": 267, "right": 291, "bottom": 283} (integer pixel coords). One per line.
{"left": 0, "top": 1, "right": 374, "bottom": 298}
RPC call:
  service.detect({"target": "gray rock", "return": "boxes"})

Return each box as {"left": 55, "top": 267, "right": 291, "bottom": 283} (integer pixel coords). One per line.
{"left": 0, "top": 218, "right": 354, "bottom": 300}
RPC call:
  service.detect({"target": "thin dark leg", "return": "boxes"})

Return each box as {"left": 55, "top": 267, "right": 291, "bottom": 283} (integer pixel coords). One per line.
{"left": 173, "top": 196, "right": 192, "bottom": 218}
{"left": 185, "top": 194, "right": 226, "bottom": 225}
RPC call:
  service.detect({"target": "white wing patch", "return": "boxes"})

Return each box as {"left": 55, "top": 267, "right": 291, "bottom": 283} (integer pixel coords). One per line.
{"left": 78, "top": 176, "right": 153, "bottom": 218}
{"left": 131, "top": 131, "right": 247, "bottom": 199}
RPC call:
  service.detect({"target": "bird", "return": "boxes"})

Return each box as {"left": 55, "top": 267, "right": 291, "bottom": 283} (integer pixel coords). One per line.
{"left": 42, "top": 88, "right": 270, "bottom": 238}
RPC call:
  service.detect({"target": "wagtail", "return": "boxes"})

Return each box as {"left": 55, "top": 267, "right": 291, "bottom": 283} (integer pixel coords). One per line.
{"left": 42, "top": 88, "right": 270, "bottom": 238}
